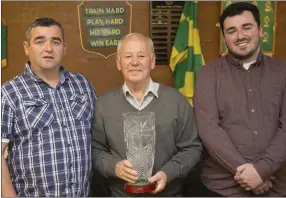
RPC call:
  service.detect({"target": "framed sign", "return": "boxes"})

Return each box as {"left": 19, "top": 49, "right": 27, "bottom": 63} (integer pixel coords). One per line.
{"left": 220, "top": 1, "right": 277, "bottom": 56}
{"left": 77, "top": 1, "right": 132, "bottom": 59}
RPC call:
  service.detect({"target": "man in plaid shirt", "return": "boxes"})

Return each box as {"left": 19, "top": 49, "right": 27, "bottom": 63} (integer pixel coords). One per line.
{"left": 1, "top": 18, "right": 96, "bottom": 197}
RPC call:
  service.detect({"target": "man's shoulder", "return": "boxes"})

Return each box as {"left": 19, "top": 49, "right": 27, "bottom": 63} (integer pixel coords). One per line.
{"left": 202, "top": 56, "right": 225, "bottom": 71}
{"left": 158, "top": 84, "right": 180, "bottom": 95}
{"left": 158, "top": 84, "right": 189, "bottom": 103}
{"left": 67, "top": 71, "right": 90, "bottom": 83}
{"left": 66, "top": 71, "right": 95, "bottom": 91}
{"left": 97, "top": 87, "right": 122, "bottom": 102}
{"left": 2, "top": 72, "right": 25, "bottom": 93}
{"left": 263, "top": 55, "right": 285, "bottom": 67}
{"left": 196, "top": 57, "right": 227, "bottom": 80}
{"left": 1, "top": 73, "right": 27, "bottom": 107}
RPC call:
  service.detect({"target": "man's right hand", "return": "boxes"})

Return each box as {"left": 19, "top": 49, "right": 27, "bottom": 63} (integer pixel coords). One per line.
{"left": 251, "top": 176, "right": 275, "bottom": 195}
{"left": 115, "top": 160, "right": 138, "bottom": 183}
{"left": 234, "top": 163, "right": 263, "bottom": 189}
{"left": 2, "top": 142, "right": 17, "bottom": 197}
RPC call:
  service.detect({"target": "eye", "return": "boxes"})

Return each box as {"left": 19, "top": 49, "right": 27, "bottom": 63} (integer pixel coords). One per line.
{"left": 243, "top": 26, "right": 252, "bottom": 30}
{"left": 226, "top": 30, "right": 236, "bottom": 35}
{"left": 52, "top": 40, "right": 61, "bottom": 45}
{"left": 35, "top": 40, "right": 44, "bottom": 45}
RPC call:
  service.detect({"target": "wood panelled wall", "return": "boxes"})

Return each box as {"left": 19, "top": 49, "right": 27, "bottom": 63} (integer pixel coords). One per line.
{"left": 2, "top": 1, "right": 286, "bottom": 95}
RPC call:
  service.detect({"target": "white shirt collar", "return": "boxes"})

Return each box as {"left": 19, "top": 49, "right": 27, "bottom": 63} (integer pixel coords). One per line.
{"left": 122, "top": 79, "right": 159, "bottom": 98}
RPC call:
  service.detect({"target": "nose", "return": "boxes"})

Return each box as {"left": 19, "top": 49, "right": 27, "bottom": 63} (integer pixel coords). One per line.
{"left": 237, "top": 29, "right": 246, "bottom": 39}
{"left": 44, "top": 41, "right": 53, "bottom": 52}
{"left": 131, "top": 56, "right": 139, "bottom": 66}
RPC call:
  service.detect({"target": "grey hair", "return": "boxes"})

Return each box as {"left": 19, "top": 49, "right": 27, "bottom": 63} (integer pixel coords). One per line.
{"left": 116, "top": 33, "right": 155, "bottom": 60}
{"left": 25, "top": 17, "right": 64, "bottom": 43}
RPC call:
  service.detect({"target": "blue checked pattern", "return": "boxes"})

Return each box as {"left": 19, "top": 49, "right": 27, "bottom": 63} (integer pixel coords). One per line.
{"left": 1, "top": 63, "right": 96, "bottom": 197}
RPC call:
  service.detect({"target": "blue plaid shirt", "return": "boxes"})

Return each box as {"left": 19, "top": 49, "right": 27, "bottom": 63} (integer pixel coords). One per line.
{"left": 1, "top": 63, "right": 96, "bottom": 197}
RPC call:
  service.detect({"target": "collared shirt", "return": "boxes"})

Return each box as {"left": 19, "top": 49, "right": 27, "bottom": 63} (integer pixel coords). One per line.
{"left": 122, "top": 79, "right": 159, "bottom": 110}
{"left": 1, "top": 63, "right": 96, "bottom": 197}
{"left": 194, "top": 52, "right": 286, "bottom": 196}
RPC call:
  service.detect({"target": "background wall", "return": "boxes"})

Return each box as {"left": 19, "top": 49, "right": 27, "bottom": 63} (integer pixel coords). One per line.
{"left": 2, "top": 1, "right": 285, "bottom": 95}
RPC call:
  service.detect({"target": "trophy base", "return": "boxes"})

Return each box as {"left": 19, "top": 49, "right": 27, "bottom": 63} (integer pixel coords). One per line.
{"left": 124, "top": 183, "right": 156, "bottom": 193}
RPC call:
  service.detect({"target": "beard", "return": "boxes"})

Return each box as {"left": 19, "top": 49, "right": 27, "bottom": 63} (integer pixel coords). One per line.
{"left": 226, "top": 36, "right": 261, "bottom": 61}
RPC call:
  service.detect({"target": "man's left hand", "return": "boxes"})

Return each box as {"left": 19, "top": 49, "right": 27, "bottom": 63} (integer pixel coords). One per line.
{"left": 148, "top": 171, "right": 167, "bottom": 194}
{"left": 234, "top": 163, "right": 263, "bottom": 189}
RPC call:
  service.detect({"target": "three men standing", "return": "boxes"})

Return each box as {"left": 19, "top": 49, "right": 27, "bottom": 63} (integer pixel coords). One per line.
{"left": 2, "top": 2, "right": 286, "bottom": 197}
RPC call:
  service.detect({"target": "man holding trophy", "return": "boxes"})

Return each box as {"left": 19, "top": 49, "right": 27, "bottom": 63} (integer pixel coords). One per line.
{"left": 92, "top": 33, "right": 203, "bottom": 196}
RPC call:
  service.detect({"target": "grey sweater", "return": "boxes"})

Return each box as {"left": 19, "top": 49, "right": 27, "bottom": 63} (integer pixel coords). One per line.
{"left": 92, "top": 84, "right": 203, "bottom": 196}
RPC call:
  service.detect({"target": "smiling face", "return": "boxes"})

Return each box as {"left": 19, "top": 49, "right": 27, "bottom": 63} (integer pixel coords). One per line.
{"left": 23, "top": 25, "right": 66, "bottom": 73}
{"left": 223, "top": 11, "right": 262, "bottom": 62}
{"left": 117, "top": 34, "right": 155, "bottom": 85}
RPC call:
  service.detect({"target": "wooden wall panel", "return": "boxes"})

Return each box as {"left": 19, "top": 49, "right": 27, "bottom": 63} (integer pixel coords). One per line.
{"left": 198, "top": 2, "right": 221, "bottom": 62}
{"left": 275, "top": 2, "right": 286, "bottom": 60}
{"left": 2, "top": 2, "right": 286, "bottom": 96}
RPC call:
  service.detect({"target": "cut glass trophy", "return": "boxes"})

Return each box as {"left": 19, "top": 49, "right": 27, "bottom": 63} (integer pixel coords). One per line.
{"left": 123, "top": 111, "right": 156, "bottom": 193}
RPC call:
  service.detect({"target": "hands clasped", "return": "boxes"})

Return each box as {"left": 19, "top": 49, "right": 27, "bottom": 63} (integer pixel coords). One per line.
{"left": 234, "top": 163, "right": 275, "bottom": 195}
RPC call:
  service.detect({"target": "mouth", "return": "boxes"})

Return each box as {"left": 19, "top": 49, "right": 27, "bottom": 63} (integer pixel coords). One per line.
{"left": 129, "top": 70, "right": 141, "bottom": 72}
{"left": 43, "top": 56, "right": 54, "bottom": 60}
{"left": 235, "top": 40, "right": 250, "bottom": 47}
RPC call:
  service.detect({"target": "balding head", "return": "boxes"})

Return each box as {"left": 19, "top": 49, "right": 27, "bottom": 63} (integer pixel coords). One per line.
{"left": 116, "top": 33, "right": 154, "bottom": 61}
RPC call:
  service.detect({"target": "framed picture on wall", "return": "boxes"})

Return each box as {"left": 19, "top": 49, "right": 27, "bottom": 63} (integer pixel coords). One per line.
{"left": 149, "top": 1, "right": 184, "bottom": 65}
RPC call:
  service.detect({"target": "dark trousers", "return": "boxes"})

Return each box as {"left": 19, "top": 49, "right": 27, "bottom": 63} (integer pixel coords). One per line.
{"left": 183, "top": 179, "right": 224, "bottom": 197}
{"left": 197, "top": 183, "right": 224, "bottom": 197}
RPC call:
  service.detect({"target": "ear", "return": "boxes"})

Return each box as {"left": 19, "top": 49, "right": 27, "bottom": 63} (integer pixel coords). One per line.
{"left": 222, "top": 33, "right": 226, "bottom": 43}
{"left": 23, "top": 41, "right": 29, "bottom": 56}
{"left": 63, "top": 42, "right": 67, "bottom": 56}
{"left": 151, "top": 54, "right": 156, "bottom": 70}
{"left": 116, "top": 56, "right": 122, "bottom": 71}
{"left": 259, "top": 24, "right": 263, "bottom": 37}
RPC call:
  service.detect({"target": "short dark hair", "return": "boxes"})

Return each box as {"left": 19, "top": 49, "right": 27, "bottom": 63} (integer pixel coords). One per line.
{"left": 25, "top": 17, "right": 64, "bottom": 43}
{"left": 219, "top": 2, "right": 260, "bottom": 34}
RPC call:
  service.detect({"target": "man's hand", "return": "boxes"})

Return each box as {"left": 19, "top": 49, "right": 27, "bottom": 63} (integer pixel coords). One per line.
{"left": 251, "top": 179, "right": 272, "bottom": 195}
{"left": 234, "top": 163, "right": 263, "bottom": 189}
{"left": 148, "top": 171, "right": 167, "bottom": 194}
{"left": 2, "top": 143, "right": 17, "bottom": 197}
{"left": 115, "top": 160, "right": 137, "bottom": 183}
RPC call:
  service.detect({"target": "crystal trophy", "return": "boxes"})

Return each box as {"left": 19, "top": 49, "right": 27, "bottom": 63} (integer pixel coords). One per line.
{"left": 123, "top": 111, "right": 156, "bottom": 193}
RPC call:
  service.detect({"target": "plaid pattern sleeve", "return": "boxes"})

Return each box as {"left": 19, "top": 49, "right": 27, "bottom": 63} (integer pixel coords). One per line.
{"left": 1, "top": 63, "right": 96, "bottom": 197}
{"left": 1, "top": 95, "right": 15, "bottom": 141}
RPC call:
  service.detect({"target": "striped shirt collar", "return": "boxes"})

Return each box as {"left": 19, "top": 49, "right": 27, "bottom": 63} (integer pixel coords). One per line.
{"left": 122, "top": 78, "right": 159, "bottom": 99}
{"left": 23, "top": 62, "right": 70, "bottom": 85}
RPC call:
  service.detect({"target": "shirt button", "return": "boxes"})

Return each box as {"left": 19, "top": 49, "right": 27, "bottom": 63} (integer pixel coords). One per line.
{"left": 251, "top": 109, "right": 255, "bottom": 112}
{"left": 248, "top": 89, "right": 253, "bottom": 92}
{"left": 254, "top": 131, "right": 258, "bottom": 134}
